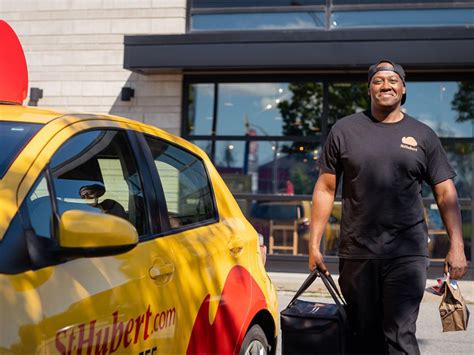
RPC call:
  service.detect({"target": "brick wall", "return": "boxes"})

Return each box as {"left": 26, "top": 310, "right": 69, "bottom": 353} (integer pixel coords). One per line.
{"left": 1, "top": 0, "right": 185, "bottom": 135}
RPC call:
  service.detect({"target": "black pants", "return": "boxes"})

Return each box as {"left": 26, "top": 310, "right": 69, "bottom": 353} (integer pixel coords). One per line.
{"left": 339, "top": 256, "right": 429, "bottom": 355}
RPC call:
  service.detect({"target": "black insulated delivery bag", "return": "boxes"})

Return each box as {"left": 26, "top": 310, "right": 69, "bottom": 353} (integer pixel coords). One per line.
{"left": 280, "top": 268, "right": 350, "bottom": 354}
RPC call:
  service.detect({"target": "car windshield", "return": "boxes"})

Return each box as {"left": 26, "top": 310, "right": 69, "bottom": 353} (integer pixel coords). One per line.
{"left": 0, "top": 121, "right": 42, "bottom": 178}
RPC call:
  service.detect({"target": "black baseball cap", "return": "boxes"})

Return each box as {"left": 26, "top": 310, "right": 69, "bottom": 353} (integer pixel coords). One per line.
{"left": 368, "top": 59, "right": 406, "bottom": 105}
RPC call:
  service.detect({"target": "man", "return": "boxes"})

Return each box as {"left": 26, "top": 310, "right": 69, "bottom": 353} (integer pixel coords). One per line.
{"left": 79, "top": 183, "right": 127, "bottom": 219}
{"left": 309, "top": 60, "right": 468, "bottom": 354}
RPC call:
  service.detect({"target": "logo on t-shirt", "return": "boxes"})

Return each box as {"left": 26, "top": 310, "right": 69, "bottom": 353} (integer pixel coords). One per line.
{"left": 400, "top": 136, "right": 418, "bottom": 151}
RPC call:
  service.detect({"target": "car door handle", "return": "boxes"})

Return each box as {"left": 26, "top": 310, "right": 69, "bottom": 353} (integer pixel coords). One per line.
{"left": 228, "top": 238, "right": 244, "bottom": 255}
{"left": 149, "top": 263, "right": 174, "bottom": 280}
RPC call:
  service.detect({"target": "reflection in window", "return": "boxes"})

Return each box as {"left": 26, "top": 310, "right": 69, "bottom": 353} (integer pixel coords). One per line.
{"left": 192, "top": 0, "right": 325, "bottom": 7}
{"left": 0, "top": 122, "right": 42, "bottom": 178}
{"left": 425, "top": 204, "right": 472, "bottom": 260}
{"left": 421, "top": 142, "right": 472, "bottom": 204}
{"left": 217, "top": 83, "right": 299, "bottom": 136}
{"left": 213, "top": 140, "right": 321, "bottom": 195}
{"left": 191, "top": 140, "right": 213, "bottom": 159}
{"left": 185, "top": 78, "right": 472, "bottom": 261}
{"left": 50, "top": 130, "right": 147, "bottom": 235}
{"left": 245, "top": 198, "right": 339, "bottom": 256}
{"left": 331, "top": 9, "right": 474, "bottom": 28}
{"left": 277, "top": 82, "right": 324, "bottom": 136}
{"left": 26, "top": 173, "right": 52, "bottom": 238}
{"left": 405, "top": 81, "right": 473, "bottom": 138}
{"left": 333, "top": 0, "right": 473, "bottom": 3}
{"left": 145, "top": 136, "right": 216, "bottom": 229}
{"left": 188, "top": 84, "right": 215, "bottom": 135}
{"left": 446, "top": 143, "right": 473, "bottom": 199}
{"left": 327, "top": 82, "right": 369, "bottom": 128}
{"left": 192, "top": 12, "right": 325, "bottom": 31}
{"left": 421, "top": 142, "right": 472, "bottom": 200}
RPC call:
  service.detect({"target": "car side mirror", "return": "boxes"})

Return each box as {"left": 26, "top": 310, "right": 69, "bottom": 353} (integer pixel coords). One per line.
{"left": 58, "top": 210, "right": 138, "bottom": 257}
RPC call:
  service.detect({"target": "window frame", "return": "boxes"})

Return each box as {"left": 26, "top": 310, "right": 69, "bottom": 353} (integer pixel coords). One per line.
{"left": 187, "top": 0, "right": 474, "bottom": 33}
{"left": 46, "top": 128, "right": 154, "bottom": 239}
{"left": 139, "top": 132, "right": 220, "bottom": 237}
{"left": 187, "top": 0, "right": 327, "bottom": 32}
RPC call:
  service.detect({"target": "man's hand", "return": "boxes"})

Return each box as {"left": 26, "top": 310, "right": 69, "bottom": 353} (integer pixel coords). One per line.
{"left": 444, "top": 247, "right": 468, "bottom": 279}
{"left": 308, "top": 173, "right": 337, "bottom": 276}
{"left": 309, "top": 249, "right": 329, "bottom": 275}
{"left": 432, "top": 179, "right": 468, "bottom": 280}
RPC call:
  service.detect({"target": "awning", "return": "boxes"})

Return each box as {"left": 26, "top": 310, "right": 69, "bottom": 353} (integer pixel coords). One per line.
{"left": 124, "top": 27, "right": 474, "bottom": 74}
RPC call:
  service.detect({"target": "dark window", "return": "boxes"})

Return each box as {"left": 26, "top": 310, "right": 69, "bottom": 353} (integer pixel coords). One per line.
{"left": 144, "top": 136, "right": 217, "bottom": 229}
{"left": 190, "top": 0, "right": 326, "bottom": 31}
{"left": 50, "top": 130, "right": 147, "bottom": 235}
{"left": 187, "top": 83, "right": 215, "bottom": 135}
{"left": 1, "top": 172, "right": 55, "bottom": 273}
{"left": 0, "top": 212, "right": 32, "bottom": 274}
{"left": 332, "top": 0, "right": 473, "bottom": 4}
{"left": 25, "top": 173, "right": 53, "bottom": 238}
{"left": 192, "top": 12, "right": 326, "bottom": 31}
{"left": 190, "top": 0, "right": 473, "bottom": 32}
{"left": 192, "top": 1, "right": 325, "bottom": 8}
{"left": 0, "top": 122, "right": 42, "bottom": 178}
{"left": 331, "top": 9, "right": 474, "bottom": 29}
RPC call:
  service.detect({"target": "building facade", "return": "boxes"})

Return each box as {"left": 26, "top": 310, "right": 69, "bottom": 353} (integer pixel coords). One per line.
{"left": 4, "top": 0, "right": 474, "bottom": 272}
{"left": 2, "top": 0, "right": 186, "bottom": 135}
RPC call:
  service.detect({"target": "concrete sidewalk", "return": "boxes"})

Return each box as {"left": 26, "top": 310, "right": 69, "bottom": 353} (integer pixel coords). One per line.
{"left": 268, "top": 272, "right": 474, "bottom": 304}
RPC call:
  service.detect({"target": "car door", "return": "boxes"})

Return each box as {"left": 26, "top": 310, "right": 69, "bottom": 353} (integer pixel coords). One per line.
{"left": 140, "top": 134, "right": 255, "bottom": 354}
{"left": 6, "top": 124, "right": 180, "bottom": 354}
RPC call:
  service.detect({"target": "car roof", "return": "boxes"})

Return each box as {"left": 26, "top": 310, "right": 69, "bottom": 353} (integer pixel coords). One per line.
{"left": 0, "top": 104, "right": 147, "bottom": 128}
{"left": 0, "top": 104, "right": 66, "bottom": 124}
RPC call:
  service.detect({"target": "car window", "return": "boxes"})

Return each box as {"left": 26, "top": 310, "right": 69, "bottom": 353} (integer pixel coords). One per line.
{"left": 144, "top": 136, "right": 216, "bottom": 229}
{"left": 50, "top": 130, "right": 147, "bottom": 235}
{"left": 0, "top": 121, "right": 42, "bottom": 178}
{"left": 25, "top": 172, "right": 53, "bottom": 238}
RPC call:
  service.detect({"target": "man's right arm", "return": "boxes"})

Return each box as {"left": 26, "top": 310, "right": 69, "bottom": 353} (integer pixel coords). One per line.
{"left": 308, "top": 172, "right": 337, "bottom": 274}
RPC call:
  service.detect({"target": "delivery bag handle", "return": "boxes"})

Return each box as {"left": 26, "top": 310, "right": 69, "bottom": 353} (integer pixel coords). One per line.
{"left": 287, "top": 268, "right": 346, "bottom": 308}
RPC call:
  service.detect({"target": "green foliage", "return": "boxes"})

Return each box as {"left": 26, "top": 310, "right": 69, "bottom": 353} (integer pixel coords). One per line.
{"left": 277, "top": 82, "right": 323, "bottom": 137}
{"left": 289, "top": 163, "right": 316, "bottom": 195}
{"left": 328, "top": 83, "right": 370, "bottom": 124}
{"left": 277, "top": 81, "right": 370, "bottom": 154}
{"left": 451, "top": 81, "right": 474, "bottom": 122}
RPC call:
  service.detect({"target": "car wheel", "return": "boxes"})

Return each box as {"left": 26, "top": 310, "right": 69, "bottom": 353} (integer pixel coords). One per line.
{"left": 240, "top": 324, "right": 269, "bottom": 355}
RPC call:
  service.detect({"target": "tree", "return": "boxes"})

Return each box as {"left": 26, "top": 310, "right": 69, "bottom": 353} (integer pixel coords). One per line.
{"left": 277, "top": 82, "right": 370, "bottom": 154}
{"left": 451, "top": 81, "right": 474, "bottom": 122}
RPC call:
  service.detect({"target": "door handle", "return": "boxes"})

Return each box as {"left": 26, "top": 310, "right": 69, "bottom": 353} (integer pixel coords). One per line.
{"left": 149, "top": 263, "right": 174, "bottom": 283}
{"left": 228, "top": 238, "right": 244, "bottom": 255}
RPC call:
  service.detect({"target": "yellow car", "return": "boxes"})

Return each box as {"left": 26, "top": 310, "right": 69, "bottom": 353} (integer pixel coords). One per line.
{"left": 0, "top": 20, "right": 278, "bottom": 355}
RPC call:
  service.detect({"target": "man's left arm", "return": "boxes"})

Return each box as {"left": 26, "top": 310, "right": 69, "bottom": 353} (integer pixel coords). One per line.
{"left": 432, "top": 179, "right": 468, "bottom": 279}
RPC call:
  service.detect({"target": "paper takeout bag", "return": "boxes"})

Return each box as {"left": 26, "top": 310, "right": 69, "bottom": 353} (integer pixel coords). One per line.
{"left": 439, "top": 280, "right": 470, "bottom": 332}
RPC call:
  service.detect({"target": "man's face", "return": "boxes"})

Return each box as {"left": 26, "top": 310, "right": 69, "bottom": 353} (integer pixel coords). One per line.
{"left": 369, "top": 64, "right": 405, "bottom": 109}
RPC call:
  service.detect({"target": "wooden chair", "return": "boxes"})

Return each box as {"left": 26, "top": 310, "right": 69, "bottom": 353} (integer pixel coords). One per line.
{"left": 269, "top": 219, "right": 299, "bottom": 255}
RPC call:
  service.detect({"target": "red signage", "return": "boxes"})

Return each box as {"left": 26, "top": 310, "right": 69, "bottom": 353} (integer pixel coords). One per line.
{"left": 0, "top": 20, "right": 28, "bottom": 104}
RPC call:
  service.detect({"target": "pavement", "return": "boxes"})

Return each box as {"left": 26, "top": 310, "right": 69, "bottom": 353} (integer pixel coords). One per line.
{"left": 268, "top": 271, "right": 474, "bottom": 304}
{"left": 275, "top": 293, "right": 474, "bottom": 355}
{"left": 270, "top": 272, "right": 474, "bottom": 354}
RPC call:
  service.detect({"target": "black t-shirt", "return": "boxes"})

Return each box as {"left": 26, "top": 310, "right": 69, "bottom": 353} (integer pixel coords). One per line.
{"left": 319, "top": 111, "right": 456, "bottom": 259}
